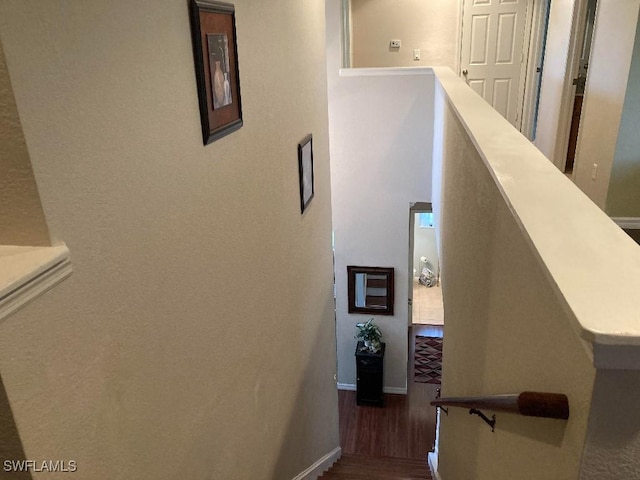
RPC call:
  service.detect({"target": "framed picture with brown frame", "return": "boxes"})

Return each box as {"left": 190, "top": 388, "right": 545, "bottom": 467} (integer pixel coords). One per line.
{"left": 189, "top": 0, "right": 243, "bottom": 145}
{"left": 298, "top": 134, "right": 314, "bottom": 214}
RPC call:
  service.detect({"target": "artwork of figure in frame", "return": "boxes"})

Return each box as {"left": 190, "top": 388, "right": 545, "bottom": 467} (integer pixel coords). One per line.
{"left": 189, "top": 0, "right": 243, "bottom": 144}
{"left": 298, "top": 134, "right": 314, "bottom": 214}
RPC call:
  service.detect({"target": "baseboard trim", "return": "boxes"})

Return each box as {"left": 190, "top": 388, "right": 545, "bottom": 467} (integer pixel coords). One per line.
{"left": 612, "top": 217, "right": 640, "bottom": 229}
{"left": 337, "top": 383, "right": 407, "bottom": 395}
{"left": 428, "top": 452, "right": 442, "bottom": 480}
{"left": 291, "top": 446, "right": 341, "bottom": 480}
{"left": 384, "top": 386, "right": 408, "bottom": 395}
{"left": 337, "top": 383, "right": 356, "bottom": 391}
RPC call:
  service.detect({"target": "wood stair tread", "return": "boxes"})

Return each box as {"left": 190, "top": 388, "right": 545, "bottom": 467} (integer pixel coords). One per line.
{"left": 328, "top": 465, "right": 430, "bottom": 474}
{"left": 340, "top": 455, "right": 429, "bottom": 465}
{"left": 321, "top": 473, "right": 428, "bottom": 479}
{"left": 321, "top": 475, "right": 424, "bottom": 477}
{"left": 319, "top": 454, "right": 432, "bottom": 480}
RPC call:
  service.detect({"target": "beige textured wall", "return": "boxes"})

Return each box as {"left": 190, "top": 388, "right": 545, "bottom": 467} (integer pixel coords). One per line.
{"left": 580, "top": 370, "right": 640, "bottom": 479}
{"left": 351, "top": 0, "right": 459, "bottom": 69}
{"left": 0, "top": 41, "right": 50, "bottom": 246}
{"left": 0, "top": 1, "right": 338, "bottom": 478}
{"left": 437, "top": 100, "right": 595, "bottom": 479}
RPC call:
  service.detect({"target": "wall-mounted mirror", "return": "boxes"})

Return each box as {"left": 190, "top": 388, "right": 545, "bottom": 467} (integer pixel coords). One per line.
{"left": 347, "top": 266, "right": 394, "bottom": 315}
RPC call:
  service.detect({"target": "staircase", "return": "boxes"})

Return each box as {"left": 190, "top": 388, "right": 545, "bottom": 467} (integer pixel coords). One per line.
{"left": 319, "top": 454, "right": 432, "bottom": 479}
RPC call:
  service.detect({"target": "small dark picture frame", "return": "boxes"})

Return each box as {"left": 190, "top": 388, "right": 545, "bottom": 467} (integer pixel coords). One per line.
{"left": 298, "top": 134, "right": 314, "bottom": 214}
{"left": 347, "top": 266, "right": 395, "bottom": 316}
{"left": 189, "top": 0, "right": 243, "bottom": 144}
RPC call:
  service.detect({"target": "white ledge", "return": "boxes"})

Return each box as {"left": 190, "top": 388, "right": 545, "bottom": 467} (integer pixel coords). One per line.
{"left": 0, "top": 244, "right": 72, "bottom": 323}
{"left": 339, "top": 66, "right": 435, "bottom": 77}
{"left": 432, "top": 67, "right": 640, "bottom": 370}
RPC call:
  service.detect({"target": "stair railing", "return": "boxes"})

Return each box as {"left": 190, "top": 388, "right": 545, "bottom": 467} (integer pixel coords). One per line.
{"left": 431, "top": 391, "right": 569, "bottom": 432}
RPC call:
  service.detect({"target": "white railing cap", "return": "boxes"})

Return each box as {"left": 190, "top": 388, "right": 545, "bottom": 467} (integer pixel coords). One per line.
{"left": 433, "top": 67, "right": 640, "bottom": 370}
{"left": 0, "top": 243, "right": 72, "bottom": 323}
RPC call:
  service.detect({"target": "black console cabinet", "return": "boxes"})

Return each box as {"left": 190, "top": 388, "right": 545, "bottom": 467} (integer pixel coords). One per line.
{"left": 355, "top": 341, "right": 385, "bottom": 407}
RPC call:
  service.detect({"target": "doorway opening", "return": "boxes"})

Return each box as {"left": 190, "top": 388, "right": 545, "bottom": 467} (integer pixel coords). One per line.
{"left": 407, "top": 203, "right": 443, "bottom": 461}
{"left": 408, "top": 204, "right": 443, "bottom": 327}
{"left": 564, "top": 0, "right": 597, "bottom": 175}
{"left": 523, "top": 0, "right": 552, "bottom": 141}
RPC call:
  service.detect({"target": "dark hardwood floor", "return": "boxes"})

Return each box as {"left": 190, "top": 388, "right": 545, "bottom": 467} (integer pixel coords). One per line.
{"left": 338, "top": 325, "right": 443, "bottom": 459}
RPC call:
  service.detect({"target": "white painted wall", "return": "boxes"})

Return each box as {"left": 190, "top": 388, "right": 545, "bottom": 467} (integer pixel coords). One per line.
{"left": 350, "top": 0, "right": 459, "bottom": 69}
{"left": 431, "top": 81, "right": 446, "bottom": 275}
{"left": 413, "top": 221, "right": 439, "bottom": 277}
{"left": 534, "top": 0, "right": 577, "bottom": 164}
{"left": 573, "top": 0, "right": 640, "bottom": 208}
{"left": 326, "top": 0, "right": 435, "bottom": 391}
{"left": 606, "top": 10, "right": 640, "bottom": 217}
{"left": 534, "top": 0, "right": 640, "bottom": 213}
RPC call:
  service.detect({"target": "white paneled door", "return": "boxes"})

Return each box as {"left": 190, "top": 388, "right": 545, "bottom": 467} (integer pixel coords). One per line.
{"left": 461, "top": 0, "right": 531, "bottom": 126}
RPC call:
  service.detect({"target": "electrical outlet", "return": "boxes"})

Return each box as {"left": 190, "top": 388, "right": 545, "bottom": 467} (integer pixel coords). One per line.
{"left": 390, "top": 40, "right": 401, "bottom": 48}
{"left": 413, "top": 49, "right": 421, "bottom": 61}
{"left": 592, "top": 163, "right": 598, "bottom": 180}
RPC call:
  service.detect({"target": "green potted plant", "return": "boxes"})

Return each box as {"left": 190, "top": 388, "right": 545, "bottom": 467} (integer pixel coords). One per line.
{"left": 355, "top": 318, "right": 382, "bottom": 353}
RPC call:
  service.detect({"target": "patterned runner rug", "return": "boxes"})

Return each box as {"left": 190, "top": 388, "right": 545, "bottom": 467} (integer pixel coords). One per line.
{"left": 414, "top": 336, "right": 442, "bottom": 384}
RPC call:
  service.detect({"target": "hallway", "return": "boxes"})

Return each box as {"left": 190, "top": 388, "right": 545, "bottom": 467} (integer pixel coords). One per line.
{"left": 338, "top": 325, "right": 443, "bottom": 459}
{"left": 412, "top": 279, "right": 444, "bottom": 326}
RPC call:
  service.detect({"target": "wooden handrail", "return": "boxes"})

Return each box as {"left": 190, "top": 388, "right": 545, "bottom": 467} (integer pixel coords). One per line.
{"left": 431, "top": 392, "right": 569, "bottom": 419}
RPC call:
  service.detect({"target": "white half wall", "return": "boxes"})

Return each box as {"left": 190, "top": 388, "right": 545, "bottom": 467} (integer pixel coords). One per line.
{"left": 433, "top": 67, "right": 598, "bottom": 480}
{"left": 326, "top": 0, "right": 435, "bottom": 391}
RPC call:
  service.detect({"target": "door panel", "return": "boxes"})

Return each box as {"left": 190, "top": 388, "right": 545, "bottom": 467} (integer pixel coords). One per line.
{"left": 470, "top": 16, "right": 490, "bottom": 64}
{"left": 496, "top": 14, "right": 517, "bottom": 63}
{"left": 461, "top": 0, "right": 530, "bottom": 125}
{"left": 469, "top": 79, "right": 486, "bottom": 97}
{"left": 493, "top": 78, "right": 511, "bottom": 117}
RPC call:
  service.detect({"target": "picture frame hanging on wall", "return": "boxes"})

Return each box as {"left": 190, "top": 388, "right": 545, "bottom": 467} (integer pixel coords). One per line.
{"left": 298, "top": 134, "right": 315, "bottom": 214}
{"left": 189, "top": 0, "right": 243, "bottom": 145}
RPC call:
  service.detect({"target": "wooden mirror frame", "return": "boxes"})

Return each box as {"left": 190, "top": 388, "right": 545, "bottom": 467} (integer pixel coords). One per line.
{"left": 347, "top": 266, "right": 394, "bottom": 315}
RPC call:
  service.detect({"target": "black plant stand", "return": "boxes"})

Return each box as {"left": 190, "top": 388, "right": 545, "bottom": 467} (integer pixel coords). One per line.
{"left": 355, "top": 341, "right": 385, "bottom": 407}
